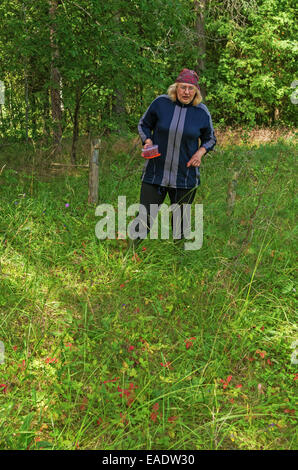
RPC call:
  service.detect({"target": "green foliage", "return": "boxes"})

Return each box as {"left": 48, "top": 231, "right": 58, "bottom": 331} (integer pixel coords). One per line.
{"left": 0, "top": 0, "right": 296, "bottom": 144}
{"left": 205, "top": 0, "right": 297, "bottom": 126}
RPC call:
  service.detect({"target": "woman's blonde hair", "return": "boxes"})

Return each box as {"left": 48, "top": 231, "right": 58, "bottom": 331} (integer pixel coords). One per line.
{"left": 167, "top": 83, "right": 202, "bottom": 106}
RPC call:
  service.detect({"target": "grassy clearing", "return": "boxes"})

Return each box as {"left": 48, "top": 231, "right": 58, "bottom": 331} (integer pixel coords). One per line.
{"left": 0, "top": 134, "right": 297, "bottom": 450}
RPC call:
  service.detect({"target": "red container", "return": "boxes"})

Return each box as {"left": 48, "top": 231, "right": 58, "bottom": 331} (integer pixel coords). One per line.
{"left": 141, "top": 145, "right": 160, "bottom": 159}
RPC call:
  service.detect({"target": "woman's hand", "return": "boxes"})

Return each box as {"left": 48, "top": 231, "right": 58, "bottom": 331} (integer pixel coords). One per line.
{"left": 143, "top": 139, "right": 153, "bottom": 149}
{"left": 186, "top": 147, "right": 207, "bottom": 167}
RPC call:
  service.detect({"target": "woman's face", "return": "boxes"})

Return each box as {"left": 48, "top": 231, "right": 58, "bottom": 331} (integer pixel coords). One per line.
{"left": 176, "top": 83, "right": 197, "bottom": 105}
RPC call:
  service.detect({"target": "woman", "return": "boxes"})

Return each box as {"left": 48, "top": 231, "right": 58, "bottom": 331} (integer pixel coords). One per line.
{"left": 133, "top": 68, "right": 216, "bottom": 245}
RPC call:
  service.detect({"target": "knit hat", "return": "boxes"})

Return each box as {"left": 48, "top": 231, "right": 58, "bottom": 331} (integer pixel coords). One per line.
{"left": 175, "top": 69, "right": 199, "bottom": 88}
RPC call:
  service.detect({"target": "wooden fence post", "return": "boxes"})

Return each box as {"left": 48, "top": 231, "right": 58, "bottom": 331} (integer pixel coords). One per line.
{"left": 88, "top": 138, "right": 101, "bottom": 204}
{"left": 226, "top": 170, "right": 239, "bottom": 216}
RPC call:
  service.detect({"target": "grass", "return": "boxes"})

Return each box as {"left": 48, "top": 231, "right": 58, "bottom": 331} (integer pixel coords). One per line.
{"left": 0, "top": 133, "right": 297, "bottom": 450}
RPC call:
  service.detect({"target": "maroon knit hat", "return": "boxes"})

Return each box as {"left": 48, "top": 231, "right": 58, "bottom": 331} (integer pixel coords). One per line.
{"left": 175, "top": 68, "right": 199, "bottom": 87}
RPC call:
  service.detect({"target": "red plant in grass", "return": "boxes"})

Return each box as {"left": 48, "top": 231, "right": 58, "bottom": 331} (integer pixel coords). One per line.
{"left": 160, "top": 361, "right": 173, "bottom": 369}
{"left": 0, "top": 383, "right": 7, "bottom": 394}
{"left": 117, "top": 383, "right": 137, "bottom": 405}
{"left": 168, "top": 416, "right": 178, "bottom": 422}
{"left": 18, "top": 359, "right": 26, "bottom": 371}
{"left": 284, "top": 409, "right": 295, "bottom": 415}
{"left": 150, "top": 403, "right": 162, "bottom": 423}
{"left": 256, "top": 350, "right": 266, "bottom": 359}
{"left": 120, "top": 412, "right": 129, "bottom": 425}
{"left": 45, "top": 357, "right": 58, "bottom": 364}
{"left": 247, "top": 356, "right": 254, "bottom": 362}
{"left": 185, "top": 337, "right": 196, "bottom": 349}
{"left": 103, "top": 377, "right": 120, "bottom": 385}
{"left": 220, "top": 375, "right": 232, "bottom": 389}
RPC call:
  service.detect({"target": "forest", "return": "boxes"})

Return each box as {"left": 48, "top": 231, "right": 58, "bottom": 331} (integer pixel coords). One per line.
{"left": 0, "top": 0, "right": 297, "bottom": 158}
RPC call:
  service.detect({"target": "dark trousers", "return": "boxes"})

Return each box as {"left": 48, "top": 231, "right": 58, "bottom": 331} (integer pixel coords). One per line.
{"left": 132, "top": 182, "right": 197, "bottom": 240}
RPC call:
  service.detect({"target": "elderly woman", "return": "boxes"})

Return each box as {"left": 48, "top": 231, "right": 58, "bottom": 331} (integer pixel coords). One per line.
{"left": 133, "top": 68, "right": 216, "bottom": 245}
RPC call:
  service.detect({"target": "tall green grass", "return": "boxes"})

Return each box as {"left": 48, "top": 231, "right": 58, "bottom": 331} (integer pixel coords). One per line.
{"left": 0, "top": 137, "right": 297, "bottom": 450}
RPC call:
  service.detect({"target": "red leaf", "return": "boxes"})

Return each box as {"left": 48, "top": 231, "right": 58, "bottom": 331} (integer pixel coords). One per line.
{"left": 256, "top": 350, "right": 266, "bottom": 359}
{"left": 284, "top": 409, "right": 295, "bottom": 415}
{"left": 45, "top": 357, "right": 58, "bottom": 364}
{"left": 168, "top": 416, "right": 178, "bottom": 422}
{"left": 220, "top": 375, "right": 232, "bottom": 389}
{"left": 160, "top": 361, "right": 172, "bottom": 368}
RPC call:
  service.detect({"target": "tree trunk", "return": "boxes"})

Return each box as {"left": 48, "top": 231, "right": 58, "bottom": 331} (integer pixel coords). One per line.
{"left": 194, "top": 0, "right": 207, "bottom": 100}
{"left": 42, "top": 89, "right": 50, "bottom": 139}
{"left": 24, "top": 71, "right": 29, "bottom": 142}
{"left": 112, "top": 90, "right": 127, "bottom": 134}
{"left": 71, "top": 87, "right": 82, "bottom": 165}
{"left": 271, "top": 106, "right": 279, "bottom": 125}
{"left": 23, "top": 2, "right": 29, "bottom": 142}
{"left": 111, "top": 11, "right": 127, "bottom": 134}
{"left": 88, "top": 139, "right": 100, "bottom": 204}
{"left": 49, "top": 0, "right": 62, "bottom": 155}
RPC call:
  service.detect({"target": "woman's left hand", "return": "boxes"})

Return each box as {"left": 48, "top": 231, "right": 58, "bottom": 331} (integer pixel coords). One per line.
{"left": 186, "top": 148, "right": 207, "bottom": 167}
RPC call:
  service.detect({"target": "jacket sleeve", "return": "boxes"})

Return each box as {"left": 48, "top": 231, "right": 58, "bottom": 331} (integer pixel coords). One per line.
{"left": 199, "top": 105, "right": 217, "bottom": 153}
{"left": 138, "top": 99, "right": 158, "bottom": 145}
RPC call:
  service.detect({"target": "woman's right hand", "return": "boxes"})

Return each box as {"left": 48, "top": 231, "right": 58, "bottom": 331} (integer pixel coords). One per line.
{"left": 143, "top": 139, "right": 153, "bottom": 149}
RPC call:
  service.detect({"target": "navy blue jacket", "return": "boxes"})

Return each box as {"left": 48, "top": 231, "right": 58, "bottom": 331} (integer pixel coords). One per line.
{"left": 138, "top": 94, "right": 216, "bottom": 189}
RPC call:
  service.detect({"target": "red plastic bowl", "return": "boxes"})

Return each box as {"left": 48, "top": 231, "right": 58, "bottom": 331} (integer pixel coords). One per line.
{"left": 141, "top": 145, "right": 161, "bottom": 159}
